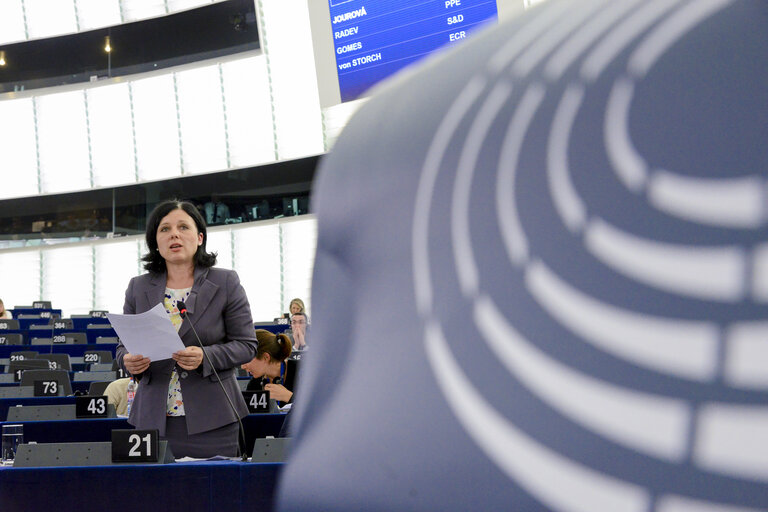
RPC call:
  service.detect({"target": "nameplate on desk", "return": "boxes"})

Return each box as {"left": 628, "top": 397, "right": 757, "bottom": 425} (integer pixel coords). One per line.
{"left": 13, "top": 369, "right": 23, "bottom": 382}
{"left": 52, "top": 334, "right": 67, "bottom": 344}
{"left": 83, "top": 352, "right": 101, "bottom": 363}
{"left": 34, "top": 380, "right": 60, "bottom": 396}
{"left": 76, "top": 396, "right": 109, "bottom": 418}
{"left": 243, "top": 390, "right": 271, "bottom": 413}
{"left": 16, "top": 440, "right": 174, "bottom": 467}
{"left": 251, "top": 437, "right": 291, "bottom": 463}
{"left": 112, "top": 429, "right": 159, "bottom": 462}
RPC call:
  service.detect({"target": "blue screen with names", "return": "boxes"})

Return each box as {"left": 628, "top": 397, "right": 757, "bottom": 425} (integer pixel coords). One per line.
{"left": 328, "top": 0, "right": 498, "bottom": 102}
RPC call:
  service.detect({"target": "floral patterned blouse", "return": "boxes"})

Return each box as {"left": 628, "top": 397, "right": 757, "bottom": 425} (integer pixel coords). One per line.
{"left": 164, "top": 287, "right": 191, "bottom": 416}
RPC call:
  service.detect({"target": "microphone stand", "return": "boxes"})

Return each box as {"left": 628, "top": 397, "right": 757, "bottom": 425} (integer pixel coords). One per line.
{"left": 178, "top": 301, "right": 248, "bottom": 461}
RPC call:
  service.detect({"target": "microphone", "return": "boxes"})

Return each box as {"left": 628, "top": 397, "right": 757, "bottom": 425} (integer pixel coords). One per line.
{"left": 49, "top": 312, "right": 55, "bottom": 356}
{"left": 177, "top": 301, "right": 248, "bottom": 461}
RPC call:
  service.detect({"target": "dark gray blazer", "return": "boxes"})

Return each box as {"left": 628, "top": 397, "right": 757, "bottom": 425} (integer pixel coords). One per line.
{"left": 116, "top": 266, "right": 257, "bottom": 436}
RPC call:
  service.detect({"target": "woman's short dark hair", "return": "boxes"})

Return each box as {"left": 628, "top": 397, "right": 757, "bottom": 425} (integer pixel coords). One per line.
{"left": 141, "top": 199, "right": 217, "bottom": 273}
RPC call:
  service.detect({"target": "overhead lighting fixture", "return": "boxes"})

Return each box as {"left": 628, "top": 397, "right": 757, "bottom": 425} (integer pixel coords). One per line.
{"left": 0, "top": 51, "right": 6, "bottom": 66}
{"left": 104, "top": 36, "right": 111, "bottom": 53}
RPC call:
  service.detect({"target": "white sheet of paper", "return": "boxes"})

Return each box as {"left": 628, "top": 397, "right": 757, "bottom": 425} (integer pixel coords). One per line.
{"left": 107, "top": 303, "right": 186, "bottom": 361}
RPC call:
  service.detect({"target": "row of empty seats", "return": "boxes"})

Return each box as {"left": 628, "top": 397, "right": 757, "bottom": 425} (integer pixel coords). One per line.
{"left": 1, "top": 308, "right": 120, "bottom": 400}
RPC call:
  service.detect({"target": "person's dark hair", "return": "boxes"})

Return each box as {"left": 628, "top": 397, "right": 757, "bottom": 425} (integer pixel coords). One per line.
{"left": 141, "top": 199, "right": 217, "bottom": 273}
{"left": 255, "top": 329, "right": 293, "bottom": 362}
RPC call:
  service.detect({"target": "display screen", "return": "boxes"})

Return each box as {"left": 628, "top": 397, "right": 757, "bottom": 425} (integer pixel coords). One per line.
{"left": 319, "top": 0, "right": 499, "bottom": 103}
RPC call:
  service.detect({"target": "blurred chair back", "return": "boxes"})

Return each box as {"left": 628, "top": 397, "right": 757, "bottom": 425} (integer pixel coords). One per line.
{"left": 87, "top": 380, "right": 111, "bottom": 396}
{"left": 277, "top": 1, "right": 768, "bottom": 511}
{"left": 36, "top": 353, "right": 72, "bottom": 371}
{"left": 19, "top": 369, "right": 72, "bottom": 395}
{"left": 0, "top": 333, "right": 23, "bottom": 345}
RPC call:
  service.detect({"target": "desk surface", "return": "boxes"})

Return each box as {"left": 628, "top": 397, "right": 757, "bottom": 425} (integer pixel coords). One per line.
{"left": 0, "top": 459, "right": 281, "bottom": 512}
{"left": 0, "top": 396, "right": 78, "bottom": 421}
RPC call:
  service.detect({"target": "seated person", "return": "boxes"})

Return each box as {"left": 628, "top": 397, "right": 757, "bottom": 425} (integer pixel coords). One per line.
{"left": 241, "top": 329, "right": 294, "bottom": 401}
{"left": 204, "top": 195, "right": 230, "bottom": 225}
{"left": 288, "top": 298, "right": 305, "bottom": 316}
{"left": 104, "top": 377, "right": 134, "bottom": 416}
{"left": 0, "top": 298, "right": 11, "bottom": 319}
{"left": 287, "top": 312, "right": 309, "bottom": 350}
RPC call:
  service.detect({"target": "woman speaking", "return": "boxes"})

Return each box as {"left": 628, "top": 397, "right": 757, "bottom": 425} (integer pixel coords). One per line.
{"left": 116, "top": 200, "right": 258, "bottom": 458}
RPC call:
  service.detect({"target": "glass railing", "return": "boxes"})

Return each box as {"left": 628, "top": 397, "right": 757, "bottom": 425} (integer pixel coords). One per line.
{"left": 0, "top": 155, "right": 319, "bottom": 249}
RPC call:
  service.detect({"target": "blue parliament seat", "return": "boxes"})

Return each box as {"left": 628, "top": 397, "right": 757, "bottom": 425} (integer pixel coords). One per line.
{"left": 0, "top": 334, "right": 23, "bottom": 346}
{"left": 85, "top": 325, "right": 117, "bottom": 344}
{"left": 35, "top": 353, "right": 72, "bottom": 371}
{"left": 12, "top": 308, "right": 62, "bottom": 330}
{"left": 70, "top": 315, "right": 110, "bottom": 331}
{"left": 8, "top": 359, "right": 49, "bottom": 375}
{"left": 19, "top": 369, "right": 72, "bottom": 396}
{"left": 28, "top": 323, "right": 77, "bottom": 335}
{"left": 0, "top": 414, "right": 285, "bottom": 454}
{"left": 0, "top": 330, "right": 27, "bottom": 344}
{"left": 16, "top": 317, "right": 53, "bottom": 329}
{"left": 28, "top": 324, "right": 55, "bottom": 333}
{"left": 0, "top": 460, "right": 281, "bottom": 512}
{"left": 8, "top": 350, "right": 39, "bottom": 362}
{"left": 18, "top": 318, "right": 54, "bottom": 330}
{"left": 0, "top": 396, "right": 78, "bottom": 421}
{"left": 0, "top": 375, "right": 99, "bottom": 396}
{"left": 253, "top": 322, "right": 290, "bottom": 335}
{"left": 0, "top": 387, "right": 34, "bottom": 398}
{"left": 86, "top": 380, "right": 111, "bottom": 396}
{"left": 83, "top": 350, "right": 113, "bottom": 363}
{"left": 72, "top": 371, "right": 116, "bottom": 383}
{"left": 63, "top": 332, "right": 87, "bottom": 344}
{"left": 87, "top": 363, "right": 113, "bottom": 372}
{"left": 0, "top": 343, "right": 116, "bottom": 360}
{"left": 51, "top": 318, "right": 74, "bottom": 330}
{"left": 28, "top": 332, "right": 88, "bottom": 345}
{"left": 11, "top": 307, "right": 60, "bottom": 318}
{"left": 0, "top": 319, "right": 20, "bottom": 330}
{"left": 0, "top": 352, "right": 117, "bottom": 394}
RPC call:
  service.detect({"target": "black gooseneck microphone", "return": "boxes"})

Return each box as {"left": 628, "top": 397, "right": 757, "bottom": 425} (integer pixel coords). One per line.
{"left": 49, "top": 313, "right": 56, "bottom": 356}
{"left": 177, "top": 301, "right": 248, "bottom": 461}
